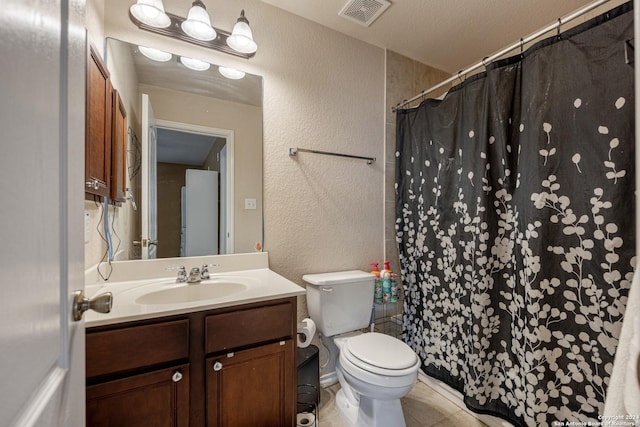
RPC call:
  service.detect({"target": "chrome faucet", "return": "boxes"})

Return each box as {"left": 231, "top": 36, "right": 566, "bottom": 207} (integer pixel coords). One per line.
{"left": 172, "top": 264, "right": 220, "bottom": 284}
{"left": 187, "top": 267, "right": 201, "bottom": 283}
{"left": 200, "top": 263, "right": 219, "bottom": 281}
{"left": 175, "top": 266, "right": 187, "bottom": 283}
{"left": 200, "top": 264, "right": 210, "bottom": 281}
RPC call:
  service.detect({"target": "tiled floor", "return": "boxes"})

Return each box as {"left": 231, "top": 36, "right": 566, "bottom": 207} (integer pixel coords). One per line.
{"left": 316, "top": 380, "right": 488, "bottom": 427}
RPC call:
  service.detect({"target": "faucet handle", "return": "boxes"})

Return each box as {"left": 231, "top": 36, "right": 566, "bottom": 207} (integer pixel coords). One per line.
{"left": 167, "top": 266, "right": 187, "bottom": 283}
{"left": 200, "top": 263, "right": 220, "bottom": 281}
{"left": 200, "top": 264, "right": 209, "bottom": 281}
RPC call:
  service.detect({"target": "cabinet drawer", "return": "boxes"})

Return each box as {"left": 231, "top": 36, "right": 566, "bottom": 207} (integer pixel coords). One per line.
{"left": 87, "top": 319, "right": 189, "bottom": 379}
{"left": 205, "top": 302, "right": 294, "bottom": 354}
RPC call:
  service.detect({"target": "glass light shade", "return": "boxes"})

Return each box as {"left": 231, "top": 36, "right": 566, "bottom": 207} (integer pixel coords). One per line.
{"left": 130, "top": 0, "right": 171, "bottom": 28}
{"left": 138, "top": 46, "right": 172, "bottom": 62}
{"left": 181, "top": 1, "right": 217, "bottom": 41}
{"left": 227, "top": 11, "right": 257, "bottom": 54}
{"left": 180, "top": 56, "right": 211, "bottom": 71}
{"left": 218, "top": 66, "right": 245, "bottom": 80}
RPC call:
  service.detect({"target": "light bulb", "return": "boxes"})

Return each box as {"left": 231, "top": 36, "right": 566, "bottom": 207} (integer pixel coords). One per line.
{"left": 181, "top": 1, "right": 217, "bottom": 41}
{"left": 129, "top": 0, "right": 171, "bottom": 28}
{"left": 138, "top": 45, "right": 172, "bottom": 62}
{"left": 218, "top": 66, "right": 245, "bottom": 80}
{"left": 227, "top": 10, "right": 257, "bottom": 54}
{"left": 180, "top": 56, "right": 211, "bottom": 71}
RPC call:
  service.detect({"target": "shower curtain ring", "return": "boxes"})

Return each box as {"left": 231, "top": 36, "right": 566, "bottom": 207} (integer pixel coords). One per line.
{"left": 520, "top": 38, "right": 524, "bottom": 54}
{"left": 482, "top": 57, "right": 489, "bottom": 69}
{"left": 457, "top": 70, "right": 465, "bottom": 83}
{"left": 557, "top": 18, "right": 562, "bottom": 38}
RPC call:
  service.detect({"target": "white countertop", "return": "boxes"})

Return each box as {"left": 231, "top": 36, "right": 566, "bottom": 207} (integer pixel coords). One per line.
{"left": 85, "top": 267, "right": 305, "bottom": 328}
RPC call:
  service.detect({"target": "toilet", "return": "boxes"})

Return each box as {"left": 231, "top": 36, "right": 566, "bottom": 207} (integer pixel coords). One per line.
{"left": 304, "top": 270, "right": 420, "bottom": 427}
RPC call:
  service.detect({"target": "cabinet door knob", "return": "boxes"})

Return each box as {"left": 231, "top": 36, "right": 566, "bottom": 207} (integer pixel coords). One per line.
{"left": 172, "top": 371, "right": 183, "bottom": 383}
{"left": 213, "top": 361, "right": 223, "bottom": 371}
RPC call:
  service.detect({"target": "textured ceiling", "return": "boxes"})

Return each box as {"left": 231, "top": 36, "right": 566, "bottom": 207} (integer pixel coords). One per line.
{"left": 261, "top": 0, "right": 626, "bottom": 73}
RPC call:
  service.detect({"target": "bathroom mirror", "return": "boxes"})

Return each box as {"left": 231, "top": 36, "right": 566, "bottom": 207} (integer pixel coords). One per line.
{"left": 105, "top": 38, "right": 263, "bottom": 259}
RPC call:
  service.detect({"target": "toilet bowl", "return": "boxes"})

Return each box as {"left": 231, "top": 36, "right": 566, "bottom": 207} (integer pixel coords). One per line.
{"left": 303, "top": 270, "right": 420, "bottom": 427}
{"left": 333, "top": 332, "right": 420, "bottom": 427}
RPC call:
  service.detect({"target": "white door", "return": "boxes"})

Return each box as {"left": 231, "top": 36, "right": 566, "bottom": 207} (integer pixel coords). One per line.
{"left": 0, "top": 0, "right": 85, "bottom": 426}
{"left": 141, "top": 93, "right": 158, "bottom": 259}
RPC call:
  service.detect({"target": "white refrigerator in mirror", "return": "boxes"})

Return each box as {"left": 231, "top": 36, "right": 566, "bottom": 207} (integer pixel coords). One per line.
{"left": 183, "top": 169, "right": 219, "bottom": 256}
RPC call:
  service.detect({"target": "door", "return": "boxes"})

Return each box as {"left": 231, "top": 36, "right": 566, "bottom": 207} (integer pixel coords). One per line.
{"left": 0, "top": 0, "right": 85, "bottom": 426}
{"left": 87, "top": 365, "right": 190, "bottom": 427}
{"left": 141, "top": 93, "right": 158, "bottom": 259}
{"left": 206, "top": 341, "right": 295, "bottom": 427}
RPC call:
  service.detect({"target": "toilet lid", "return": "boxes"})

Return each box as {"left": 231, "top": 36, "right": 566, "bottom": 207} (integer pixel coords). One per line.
{"left": 344, "top": 332, "right": 417, "bottom": 371}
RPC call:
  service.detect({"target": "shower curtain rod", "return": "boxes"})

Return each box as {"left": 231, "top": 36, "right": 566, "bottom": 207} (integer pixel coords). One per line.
{"left": 392, "top": 0, "right": 611, "bottom": 112}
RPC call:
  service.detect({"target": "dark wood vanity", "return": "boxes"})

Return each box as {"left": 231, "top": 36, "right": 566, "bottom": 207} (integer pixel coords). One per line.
{"left": 86, "top": 297, "right": 297, "bottom": 426}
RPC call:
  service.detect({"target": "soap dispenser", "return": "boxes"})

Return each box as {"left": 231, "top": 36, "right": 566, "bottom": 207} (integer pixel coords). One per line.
{"left": 371, "top": 262, "right": 382, "bottom": 303}
{"left": 381, "top": 260, "right": 392, "bottom": 303}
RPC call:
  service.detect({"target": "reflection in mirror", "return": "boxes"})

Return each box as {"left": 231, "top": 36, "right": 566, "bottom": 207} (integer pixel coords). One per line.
{"left": 105, "top": 38, "right": 263, "bottom": 259}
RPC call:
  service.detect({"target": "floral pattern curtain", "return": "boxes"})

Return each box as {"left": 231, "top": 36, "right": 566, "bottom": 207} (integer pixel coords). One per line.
{"left": 395, "top": 4, "right": 635, "bottom": 426}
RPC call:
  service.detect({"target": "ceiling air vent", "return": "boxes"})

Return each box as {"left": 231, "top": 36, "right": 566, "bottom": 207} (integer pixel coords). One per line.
{"left": 338, "top": 0, "right": 391, "bottom": 27}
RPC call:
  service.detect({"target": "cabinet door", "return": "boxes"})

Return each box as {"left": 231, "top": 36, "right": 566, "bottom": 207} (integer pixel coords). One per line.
{"left": 87, "top": 364, "right": 189, "bottom": 427}
{"left": 85, "top": 44, "right": 111, "bottom": 198}
{"left": 110, "top": 90, "right": 127, "bottom": 202}
{"left": 206, "top": 340, "right": 295, "bottom": 427}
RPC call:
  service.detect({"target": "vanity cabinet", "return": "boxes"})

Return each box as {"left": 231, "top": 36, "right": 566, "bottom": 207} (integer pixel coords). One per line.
{"left": 85, "top": 44, "right": 111, "bottom": 198}
{"left": 85, "top": 297, "right": 297, "bottom": 427}
{"left": 86, "top": 319, "right": 190, "bottom": 426}
{"left": 204, "top": 302, "right": 296, "bottom": 426}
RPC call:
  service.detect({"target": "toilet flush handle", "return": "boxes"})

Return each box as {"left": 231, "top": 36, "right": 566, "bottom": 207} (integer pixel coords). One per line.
{"left": 321, "top": 287, "right": 334, "bottom": 293}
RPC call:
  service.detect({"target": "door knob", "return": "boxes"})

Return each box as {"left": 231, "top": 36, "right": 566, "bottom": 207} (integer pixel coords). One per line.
{"left": 213, "top": 361, "right": 223, "bottom": 371}
{"left": 72, "top": 290, "right": 113, "bottom": 321}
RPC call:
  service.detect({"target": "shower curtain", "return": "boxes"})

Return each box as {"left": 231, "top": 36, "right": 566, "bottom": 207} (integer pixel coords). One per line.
{"left": 395, "top": 4, "right": 634, "bottom": 426}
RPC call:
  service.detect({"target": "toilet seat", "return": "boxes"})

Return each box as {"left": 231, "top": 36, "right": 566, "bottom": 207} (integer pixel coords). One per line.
{"left": 344, "top": 332, "right": 418, "bottom": 373}
{"left": 338, "top": 333, "right": 420, "bottom": 388}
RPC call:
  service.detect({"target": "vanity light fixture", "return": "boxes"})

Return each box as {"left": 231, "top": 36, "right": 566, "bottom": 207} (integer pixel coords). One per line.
{"left": 218, "top": 66, "right": 245, "bottom": 79}
{"left": 180, "top": 56, "right": 211, "bottom": 71}
{"left": 129, "top": 0, "right": 171, "bottom": 28}
{"left": 129, "top": 1, "right": 258, "bottom": 59}
{"left": 226, "top": 10, "right": 257, "bottom": 54}
{"left": 138, "top": 45, "right": 173, "bottom": 62}
{"left": 181, "top": 0, "right": 217, "bottom": 41}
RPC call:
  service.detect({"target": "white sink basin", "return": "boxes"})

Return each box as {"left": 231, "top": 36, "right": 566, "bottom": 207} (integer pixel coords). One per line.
{"left": 84, "top": 263, "right": 306, "bottom": 328}
{"left": 114, "top": 276, "right": 258, "bottom": 306}
{"left": 135, "top": 281, "right": 248, "bottom": 305}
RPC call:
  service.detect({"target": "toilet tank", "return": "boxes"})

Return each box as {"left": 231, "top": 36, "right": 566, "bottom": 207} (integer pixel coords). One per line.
{"left": 303, "top": 270, "right": 375, "bottom": 337}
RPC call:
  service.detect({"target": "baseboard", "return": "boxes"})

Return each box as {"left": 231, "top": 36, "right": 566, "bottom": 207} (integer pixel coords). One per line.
{"left": 417, "top": 371, "right": 515, "bottom": 427}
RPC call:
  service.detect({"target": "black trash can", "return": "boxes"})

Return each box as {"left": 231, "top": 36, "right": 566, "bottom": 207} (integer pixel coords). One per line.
{"left": 297, "top": 344, "right": 319, "bottom": 415}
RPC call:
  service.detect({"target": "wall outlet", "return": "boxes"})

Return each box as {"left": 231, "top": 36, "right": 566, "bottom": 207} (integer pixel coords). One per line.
{"left": 244, "top": 198, "right": 257, "bottom": 210}
{"left": 84, "top": 212, "right": 91, "bottom": 243}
